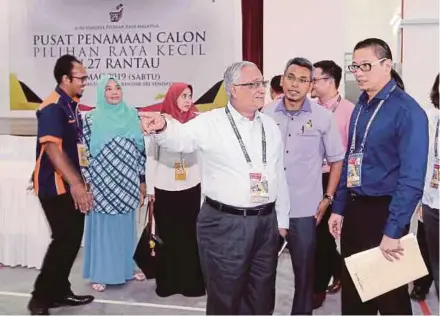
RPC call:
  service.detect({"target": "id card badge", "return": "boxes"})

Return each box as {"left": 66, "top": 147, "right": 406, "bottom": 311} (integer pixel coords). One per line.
{"left": 174, "top": 162, "right": 187, "bottom": 181}
{"left": 77, "top": 144, "right": 89, "bottom": 167}
{"left": 430, "top": 159, "right": 440, "bottom": 189}
{"left": 347, "top": 153, "right": 363, "bottom": 188}
{"left": 249, "top": 172, "right": 269, "bottom": 203}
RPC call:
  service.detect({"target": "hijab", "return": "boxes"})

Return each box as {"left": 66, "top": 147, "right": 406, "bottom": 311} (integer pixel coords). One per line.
{"left": 160, "top": 82, "right": 198, "bottom": 123}
{"left": 90, "top": 75, "right": 144, "bottom": 156}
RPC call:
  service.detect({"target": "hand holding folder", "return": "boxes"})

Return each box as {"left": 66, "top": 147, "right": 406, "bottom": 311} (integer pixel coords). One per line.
{"left": 344, "top": 233, "right": 428, "bottom": 302}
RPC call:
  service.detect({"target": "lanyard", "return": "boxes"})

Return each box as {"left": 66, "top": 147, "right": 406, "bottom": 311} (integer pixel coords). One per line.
{"left": 330, "top": 95, "right": 342, "bottom": 113}
{"left": 225, "top": 106, "right": 266, "bottom": 166}
{"left": 66, "top": 102, "right": 83, "bottom": 142}
{"left": 435, "top": 116, "right": 439, "bottom": 158}
{"left": 349, "top": 85, "right": 396, "bottom": 155}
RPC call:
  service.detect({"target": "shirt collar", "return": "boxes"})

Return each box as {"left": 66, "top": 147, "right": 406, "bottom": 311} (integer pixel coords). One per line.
{"left": 55, "top": 86, "right": 79, "bottom": 105}
{"left": 226, "top": 103, "right": 261, "bottom": 122}
{"left": 359, "top": 78, "right": 397, "bottom": 105}
{"left": 319, "top": 93, "right": 340, "bottom": 108}
{"left": 275, "top": 97, "right": 312, "bottom": 115}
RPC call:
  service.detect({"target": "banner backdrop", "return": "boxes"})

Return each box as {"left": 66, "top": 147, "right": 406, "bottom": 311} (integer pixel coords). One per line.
{"left": 7, "top": 0, "right": 241, "bottom": 115}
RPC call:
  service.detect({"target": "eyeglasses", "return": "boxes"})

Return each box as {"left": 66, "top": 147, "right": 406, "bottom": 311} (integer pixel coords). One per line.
{"left": 284, "top": 74, "right": 311, "bottom": 84}
{"left": 71, "top": 75, "right": 88, "bottom": 83}
{"left": 348, "top": 58, "right": 387, "bottom": 73}
{"left": 233, "top": 80, "right": 269, "bottom": 89}
{"left": 313, "top": 77, "right": 331, "bottom": 83}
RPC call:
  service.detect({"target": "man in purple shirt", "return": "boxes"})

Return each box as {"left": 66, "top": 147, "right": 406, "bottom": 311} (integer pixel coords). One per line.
{"left": 264, "top": 57, "right": 344, "bottom": 315}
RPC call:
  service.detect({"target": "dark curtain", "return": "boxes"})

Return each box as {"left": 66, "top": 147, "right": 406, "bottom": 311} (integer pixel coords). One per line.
{"left": 241, "top": 0, "right": 264, "bottom": 72}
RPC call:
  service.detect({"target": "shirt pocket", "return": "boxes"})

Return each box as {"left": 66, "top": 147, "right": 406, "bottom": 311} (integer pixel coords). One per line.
{"left": 294, "top": 128, "right": 322, "bottom": 157}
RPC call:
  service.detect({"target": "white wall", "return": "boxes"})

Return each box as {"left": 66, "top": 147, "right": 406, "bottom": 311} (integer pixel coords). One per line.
{"left": 0, "top": 1, "right": 10, "bottom": 117}
{"left": 401, "top": 0, "right": 439, "bottom": 109}
{"left": 344, "top": 0, "right": 401, "bottom": 61}
{"left": 264, "top": 0, "right": 401, "bottom": 98}
{"left": 263, "top": 0, "right": 346, "bottom": 91}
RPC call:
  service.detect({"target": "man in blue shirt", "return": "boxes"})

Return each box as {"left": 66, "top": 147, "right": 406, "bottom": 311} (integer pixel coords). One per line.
{"left": 28, "top": 55, "right": 94, "bottom": 315}
{"left": 329, "top": 38, "right": 429, "bottom": 315}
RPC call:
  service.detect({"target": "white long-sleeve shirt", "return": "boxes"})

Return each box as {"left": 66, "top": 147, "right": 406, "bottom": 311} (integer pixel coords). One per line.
{"left": 146, "top": 140, "right": 201, "bottom": 195}
{"left": 422, "top": 107, "right": 440, "bottom": 210}
{"left": 153, "top": 103, "right": 290, "bottom": 229}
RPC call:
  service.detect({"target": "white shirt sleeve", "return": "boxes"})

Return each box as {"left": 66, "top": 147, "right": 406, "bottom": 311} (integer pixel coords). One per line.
{"left": 146, "top": 140, "right": 158, "bottom": 196}
{"left": 274, "top": 129, "right": 290, "bottom": 229}
{"left": 154, "top": 114, "right": 207, "bottom": 153}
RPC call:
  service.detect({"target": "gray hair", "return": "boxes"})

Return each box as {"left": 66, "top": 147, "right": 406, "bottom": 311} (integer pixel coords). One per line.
{"left": 284, "top": 57, "right": 315, "bottom": 80}
{"left": 223, "top": 61, "right": 257, "bottom": 98}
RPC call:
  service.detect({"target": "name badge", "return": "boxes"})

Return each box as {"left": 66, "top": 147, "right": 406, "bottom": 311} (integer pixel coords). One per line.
{"left": 430, "top": 159, "right": 440, "bottom": 189}
{"left": 174, "top": 162, "right": 187, "bottom": 181}
{"left": 347, "top": 153, "right": 363, "bottom": 188}
{"left": 250, "top": 172, "right": 269, "bottom": 203}
{"left": 77, "top": 144, "right": 89, "bottom": 167}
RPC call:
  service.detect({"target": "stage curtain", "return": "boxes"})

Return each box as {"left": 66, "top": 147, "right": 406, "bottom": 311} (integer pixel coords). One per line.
{"left": 241, "top": 0, "right": 263, "bottom": 72}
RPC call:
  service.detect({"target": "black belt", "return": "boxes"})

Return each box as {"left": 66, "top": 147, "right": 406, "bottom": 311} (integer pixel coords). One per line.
{"left": 205, "top": 197, "right": 274, "bottom": 216}
{"left": 349, "top": 191, "right": 391, "bottom": 202}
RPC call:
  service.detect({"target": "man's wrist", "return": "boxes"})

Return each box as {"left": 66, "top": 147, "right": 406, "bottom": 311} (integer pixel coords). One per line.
{"left": 324, "top": 193, "right": 334, "bottom": 205}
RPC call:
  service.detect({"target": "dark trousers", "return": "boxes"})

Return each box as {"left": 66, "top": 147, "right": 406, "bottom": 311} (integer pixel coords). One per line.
{"left": 413, "top": 220, "right": 433, "bottom": 293}
{"left": 422, "top": 204, "right": 439, "bottom": 297}
{"left": 197, "top": 202, "right": 278, "bottom": 315}
{"left": 287, "top": 216, "right": 316, "bottom": 315}
{"left": 314, "top": 172, "right": 342, "bottom": 293}
{"left": 154, "top": 185, "right": 205, "bottom": 296}
{"left": 32, "top": 193, "right": 85, "bottom": 304}
{"left": 341, "top": 194, "right": 412, "bottom": 315}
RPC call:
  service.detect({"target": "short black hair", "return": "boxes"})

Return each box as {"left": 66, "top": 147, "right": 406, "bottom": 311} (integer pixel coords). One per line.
{"left": 431, "top": 74, "right": 439, "bottom": 109}
{"left": 313, "top": 60, "right": 342, "bottom": 89}
{"left": 54, "top": 54, "right": 81, "bottom": 84}
{"left": 284, "top": 57, "right": 314, "bottom": 79}
{"left": 270, "top": 75, "right": 283, "bottom": 94}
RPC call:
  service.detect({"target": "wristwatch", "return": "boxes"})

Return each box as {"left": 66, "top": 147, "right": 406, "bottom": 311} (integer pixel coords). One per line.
{"left": 324, "top": 194, "right": 334, "bottom": 205}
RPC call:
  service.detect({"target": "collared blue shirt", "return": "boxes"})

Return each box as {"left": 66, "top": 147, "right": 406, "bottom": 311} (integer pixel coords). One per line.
{"left": 264, "top": 97, "right": 345, "bottom": 218}
{"left": 332, "top": 79, "right": 429, "bottom": 238}
{"left": 34, "top": 86, "right": 81, "bottom": 197}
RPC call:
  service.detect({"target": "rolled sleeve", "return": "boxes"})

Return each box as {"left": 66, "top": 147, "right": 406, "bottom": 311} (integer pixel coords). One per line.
{"left": 332, "top": 152, "right": 349, "bottom": 215}
{"left": 385, "top": 107, "right": 428, "bottom": 238}
{"left": 323, "top": 114, "right": 345, "bottom": 163}
{"left": 37, "top": 104, "right": 64, "bottom": 144}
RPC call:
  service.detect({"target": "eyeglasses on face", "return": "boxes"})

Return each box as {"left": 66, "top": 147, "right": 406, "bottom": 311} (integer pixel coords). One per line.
{"left": 284, "top": 74, "right": 312, "bottom": 84}
{"left": 348, "top": 58, "right": 387, "bottom": 73}
{"left": 313, "top": 77, "right": 331, "bottom": 83}
{"left": 71, "top": 75, "right": 88, "bottom": 83}
{"left": 233, "top": 80, "right": 269, "bottom": 89}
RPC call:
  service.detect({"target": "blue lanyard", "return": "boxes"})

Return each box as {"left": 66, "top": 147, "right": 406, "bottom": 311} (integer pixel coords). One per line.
{"left": 349, "top": 85, "right": 396, "bottom": 154}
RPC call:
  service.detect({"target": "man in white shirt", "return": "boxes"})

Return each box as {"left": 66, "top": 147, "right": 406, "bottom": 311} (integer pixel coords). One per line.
{"left": 139, "top": 61, "right": 290, "bottom": 315}
{"left": 421, "top": 74, "right": 439, "bottom": 297}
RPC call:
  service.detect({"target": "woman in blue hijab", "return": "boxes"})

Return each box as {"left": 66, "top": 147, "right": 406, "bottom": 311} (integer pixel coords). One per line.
{"left": 81, "top": 75, "right": 146, "bottom": 291}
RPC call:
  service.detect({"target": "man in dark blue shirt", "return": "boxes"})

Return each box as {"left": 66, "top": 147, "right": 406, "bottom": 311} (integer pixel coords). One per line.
{"left": 329, "top": 38, "right": 429, "bottom": 315}
{"left": 28, "top": 55, "right": 94, "bottom": 315}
